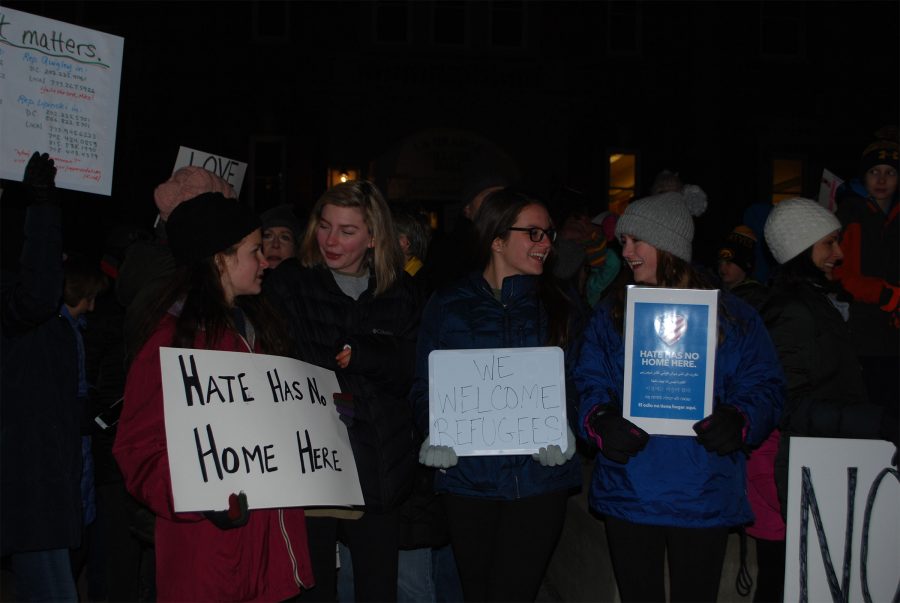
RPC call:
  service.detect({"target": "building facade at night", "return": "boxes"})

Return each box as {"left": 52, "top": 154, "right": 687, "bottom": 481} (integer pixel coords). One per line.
{"left": 3, "top": 1, "right": 898, "bottom": 261}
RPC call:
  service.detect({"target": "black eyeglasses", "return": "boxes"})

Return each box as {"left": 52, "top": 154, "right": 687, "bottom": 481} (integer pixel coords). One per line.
{"left": 507, "top": 227, "right": 557, "bottom": 243}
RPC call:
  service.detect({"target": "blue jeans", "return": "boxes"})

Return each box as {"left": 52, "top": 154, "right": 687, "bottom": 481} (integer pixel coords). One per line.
{"left": 398, "top": 548, "right": 435, "bottom": 603}
{"left": 10, "top": 548, "right": 78, "bottom": 602}
{"left": 339, "top": 544, "right": 462, "bottom": 603}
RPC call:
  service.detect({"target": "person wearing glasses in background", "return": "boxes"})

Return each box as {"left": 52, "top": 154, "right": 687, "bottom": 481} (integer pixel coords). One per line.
{"left": 412, "top": 188, "right": 584, "bottom": 602}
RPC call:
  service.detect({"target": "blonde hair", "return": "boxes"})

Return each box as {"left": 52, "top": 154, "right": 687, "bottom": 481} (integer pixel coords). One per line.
{"left": 299, "top": 180, "right": 404, "bottom": 295}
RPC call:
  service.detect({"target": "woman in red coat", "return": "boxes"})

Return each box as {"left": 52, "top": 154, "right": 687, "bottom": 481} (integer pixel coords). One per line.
{"left": 114, "top": 192, "right": 314, "bottom": 602}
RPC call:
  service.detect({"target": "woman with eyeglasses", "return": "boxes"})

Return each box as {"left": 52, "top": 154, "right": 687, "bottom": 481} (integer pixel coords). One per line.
{"left": 412, "top": 188, "right": 583, "bottom": 602}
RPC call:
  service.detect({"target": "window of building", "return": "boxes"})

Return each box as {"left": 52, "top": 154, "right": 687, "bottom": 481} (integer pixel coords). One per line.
{"left": 608, "top": 152, "right": 638, "bottom": 215}
{"left": 771, "top": 158, "right": 804, "bottom": 204}
{"left": 490, "top": 1, "right": 525, "bottom": 48}
{"left": 433, "top": 1, "right": 467, "bottom": 46}
{"left": 375, "top": 0, "right": 410, "bottom": 44}
{"left": 253, "top": 1, "right": 289, "bottom": 42}
{"left": 607, "top": 1, "right": 641, "bottom": 56}
{"left": 760, "top": 1, "right": 805, "bottom": 59}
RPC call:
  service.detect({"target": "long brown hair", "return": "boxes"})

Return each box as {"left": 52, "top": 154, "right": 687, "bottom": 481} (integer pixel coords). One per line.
{"left": 475, "top": 188, "right": 574, "bottom": 349}
{"left": 609, "top": 249, "right": 728, "bottom": 343}
{"left": 132, "top": 244, "right": 290, "bottom": 361}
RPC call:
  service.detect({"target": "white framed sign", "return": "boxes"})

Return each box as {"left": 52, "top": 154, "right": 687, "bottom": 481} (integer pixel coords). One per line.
{"left": 785, "top": 437, "right": 898, "bottom": 603}
{"left": 160, "top": 347, "right": 363, "bottom": 512}
{"left": 428, "top": 347, "right": 568, "bottom": 456}
{"left": 0, "top": 7, "right": 123, "bottom": 195}
{"left": 172, "top": 146, "right": 247, "bottom": 196}
{"left": 623, "top": 287, "right": 717, "bottom": 436}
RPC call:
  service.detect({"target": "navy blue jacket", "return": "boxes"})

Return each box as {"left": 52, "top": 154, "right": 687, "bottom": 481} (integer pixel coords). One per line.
{"left": 411, "top": 272, "right": 582, "bottom": 500}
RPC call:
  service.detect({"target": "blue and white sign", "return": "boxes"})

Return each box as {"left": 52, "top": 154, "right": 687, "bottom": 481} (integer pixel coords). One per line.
{"left": 623, "top": 287, "right": 717, "bottom": 436}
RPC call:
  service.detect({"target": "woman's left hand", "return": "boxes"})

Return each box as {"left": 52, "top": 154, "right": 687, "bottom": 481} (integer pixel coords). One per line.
{"left": 335, "top": 344, "right": 352, "bottom": 369}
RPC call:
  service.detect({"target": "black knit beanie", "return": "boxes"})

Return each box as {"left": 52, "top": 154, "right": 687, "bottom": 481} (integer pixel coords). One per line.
{"left": 166, "top": 192, "right": 261, "bottom": 262}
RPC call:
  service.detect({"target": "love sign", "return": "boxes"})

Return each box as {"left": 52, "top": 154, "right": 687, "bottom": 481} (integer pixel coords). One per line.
{"left": 173, "top": 146, "right": 247, "bottom": 196}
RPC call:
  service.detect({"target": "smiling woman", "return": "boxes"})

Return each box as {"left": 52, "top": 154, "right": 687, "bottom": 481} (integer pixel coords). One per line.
{"left": 573, "top": 190, "right": 784, "bottom": 603}
{"left": 411, "top": 188, "right": 584, "bottom": 603}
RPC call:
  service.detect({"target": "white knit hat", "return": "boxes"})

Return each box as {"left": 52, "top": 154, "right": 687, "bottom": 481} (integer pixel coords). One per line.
{"left": 764, "top": 198, "right": 841, "bottom": 264}
{"left": 614, "top": 188, "right": 706, "bottom": 262}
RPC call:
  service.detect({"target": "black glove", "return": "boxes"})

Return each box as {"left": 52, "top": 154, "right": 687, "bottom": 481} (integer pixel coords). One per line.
{"left": 22, "top": 151, "right": 57, "bottom": 205}
{"left": 333, "top": 392, "right": 355, "bottom": 428}
{"left": 693, "top": 404, "right": 746, "bottom": 455}
{"left": 585, "top": 403, "right": 650, "bottom": 464}
{"left": 204, "top": 492, "right": 249, "bottom": 530}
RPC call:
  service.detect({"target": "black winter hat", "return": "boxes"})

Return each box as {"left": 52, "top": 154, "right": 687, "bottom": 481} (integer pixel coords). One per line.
{"left": 166, "top": 192, "right": 261, "bottom": 262}
{"left": 717, "top": 225, "right": 757, "bottom": 275}
{"left": 859, "top": 139, "right": 899, "bottom": 175}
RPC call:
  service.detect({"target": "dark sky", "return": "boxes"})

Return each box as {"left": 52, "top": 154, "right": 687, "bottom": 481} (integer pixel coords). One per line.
{"left": 2, "top": 1, "right": 898, "bottom": 266}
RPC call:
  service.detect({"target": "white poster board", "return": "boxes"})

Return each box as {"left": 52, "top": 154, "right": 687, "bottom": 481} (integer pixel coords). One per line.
{"left": 160, "top": 347, "right": 364, "bottom": 512}
{"left": 428, "top": 347, "right": 568, "bottom": 456}
{"left": 785, "top": 437, "right": 898, "bottom": 603}
{"left": 623, "top": 287, "right": 717, "bottom": 436}
{"left": 173, "top": 146, "right": 247, "bottom": 197}
{"left": 817, "top": 169, "right": 844, "bottom": 213}
{"left": 0, "top": 8, "right": 123, "bottom": 195}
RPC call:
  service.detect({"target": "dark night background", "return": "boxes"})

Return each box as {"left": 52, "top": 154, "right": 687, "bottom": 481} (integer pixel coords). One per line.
{"left": 1, "top": 0, "right": 898, "bottom": 269}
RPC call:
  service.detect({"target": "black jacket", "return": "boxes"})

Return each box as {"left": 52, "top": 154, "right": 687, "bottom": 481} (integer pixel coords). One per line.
{"left": 762, "top": 279, "right": 889, "bottom": 510}
{"left": 264, "top": 261, "right": 422, "bottom": 512}
{"left": 1, "top": 204, "right": 82, "bottom": 555}
{"left": 761, "top": 280, "right": 872, "bottom": 437}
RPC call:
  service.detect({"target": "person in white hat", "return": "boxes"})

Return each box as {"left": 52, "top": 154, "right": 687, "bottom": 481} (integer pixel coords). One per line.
{"left": 762, "top": 197, "right": 896, "bottom": 493}
{"left": 574, "top": 191, "right": 784, "bottom": 603}
{"left": 758, "top": 197, "right": 898, "bottom": 602}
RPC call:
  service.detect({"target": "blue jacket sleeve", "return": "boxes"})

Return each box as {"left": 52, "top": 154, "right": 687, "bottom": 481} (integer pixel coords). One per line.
{"left": 573, "top": 303, "right": 623, "bottom": 440}
{"left": 718, "top": 299, "right": 785, "bottom": 447}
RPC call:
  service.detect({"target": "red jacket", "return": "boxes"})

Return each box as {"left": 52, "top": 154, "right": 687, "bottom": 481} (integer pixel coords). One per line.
{"left": 113, "top": 313, "right": 314, "bottom": 602}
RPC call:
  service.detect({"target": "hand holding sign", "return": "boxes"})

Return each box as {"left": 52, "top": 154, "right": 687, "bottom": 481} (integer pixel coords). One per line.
{"left": 203, "top": 492, "right": 249, "bottom": 530}
{"left": 585, "top": 401, "right": 649, "bottom": 464}
{"left": 692, "top": 403, "right": 746, "bottom": 455}
{"left": 419, "top": 436, "right": 458, "bottom": 469}
{"left": 532, "top": 426, "right": 577, "bottom": 467}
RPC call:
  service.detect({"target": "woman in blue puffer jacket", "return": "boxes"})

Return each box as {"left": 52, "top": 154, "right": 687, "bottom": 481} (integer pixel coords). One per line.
{"left": 412, "top": 188, "right": 583, "bottom": 602}
{"left": 574, "top": 191, "right": 784, "bottom": 603}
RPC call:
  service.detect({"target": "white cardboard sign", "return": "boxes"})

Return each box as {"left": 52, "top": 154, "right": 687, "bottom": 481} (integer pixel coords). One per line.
{"left": 817, "top": 169, "right": 844, "bottom": 213}
{"left": 160, "top": 347, "right": 363, "bottom": 512}
{"left": 428, "top": 347, "right": 568, "bottom": 456}
{"left": 173, "top": 146, "right": 247, "bottom": 197}
{"left": 623, "top": 287, "right": 718, "bottom": 436}
{"left": 0, "top": 7, "right": 123, "bottom": 195}
{"left": 785, "top": 437, "right": 898, "bottom": 603}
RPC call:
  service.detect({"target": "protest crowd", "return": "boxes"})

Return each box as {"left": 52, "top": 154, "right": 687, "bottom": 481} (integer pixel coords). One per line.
{"left": 1, "top": 127, "right": 898, "bottom": 602}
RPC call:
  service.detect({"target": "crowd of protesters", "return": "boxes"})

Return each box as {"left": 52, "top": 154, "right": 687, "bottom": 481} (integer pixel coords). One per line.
{"left": 0, "top": 128, "right": 897, "bottom": 603}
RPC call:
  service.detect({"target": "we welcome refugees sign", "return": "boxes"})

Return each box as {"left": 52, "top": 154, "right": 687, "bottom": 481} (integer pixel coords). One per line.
{"left": 428, "top": 347, "right": 569, "bottom": 456}
{"left": 160, "top": 348, "right": 363, "bottom": 513}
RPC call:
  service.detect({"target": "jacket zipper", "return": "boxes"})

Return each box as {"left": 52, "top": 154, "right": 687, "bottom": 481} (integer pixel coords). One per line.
{"left": 278, "top": 508, "right": 306, "bottom": 589}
